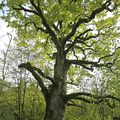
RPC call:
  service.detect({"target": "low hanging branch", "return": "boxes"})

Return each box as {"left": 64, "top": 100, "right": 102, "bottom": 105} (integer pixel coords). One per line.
{"left": 18, "top": 62, "right": 54, "bottom": 83}
{"left": 18, "top": 62, "right": 50, "bottom": 101}
{"left": 64, "top": 92, "right": 120, "bottom": 106}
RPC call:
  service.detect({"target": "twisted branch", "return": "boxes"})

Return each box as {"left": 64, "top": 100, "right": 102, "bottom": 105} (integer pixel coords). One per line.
{"left": 62, "top": 0, "right": 117, "bottom": 45}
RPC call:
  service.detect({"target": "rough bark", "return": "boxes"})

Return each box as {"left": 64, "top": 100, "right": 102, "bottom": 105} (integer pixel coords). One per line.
{"left": 44, "top": 49, "right": 69, "bottom": 120}
{"left": 44, "top": 91, "right": 66, "bottom": 120}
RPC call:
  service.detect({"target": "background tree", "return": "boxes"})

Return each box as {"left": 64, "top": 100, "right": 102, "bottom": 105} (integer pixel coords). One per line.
{"left": 1, "top": 0, "right": 120, "bottom": 120}
{"left": 0, "top": 42, "right": 46, "bottom": 120}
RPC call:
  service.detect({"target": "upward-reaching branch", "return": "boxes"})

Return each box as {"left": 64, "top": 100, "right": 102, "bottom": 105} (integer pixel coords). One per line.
{"left": 13, "top": 0, "right": 60, "bottom": 50}
{"left": 62, "top": 0, "right": 117, "bottom": 45}
{"left": 30, "top": 0, "right": 60, "bottom": 49}
{"left": 65, "top": 28, "right": 93, "bottom": 53}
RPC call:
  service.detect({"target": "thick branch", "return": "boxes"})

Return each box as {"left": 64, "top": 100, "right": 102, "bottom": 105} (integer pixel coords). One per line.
{"left": 67, "top": 46, "right": 120, "bottom": 71}
{"left": 29, "top": 0, "right": 60, "bottom": 49}
{"left": 67, "top": 59, "right": 104, "bottom": 71}
{"left": 68, "top": 58, "right": 117, "bottom": 71}
{"left": 64, "top": 92, "right": 120, "bottom": 104}
{"left": 18, "top": 63, "right": 49, "bottom": 101}
{"left": 65, "top": 92, "right": 95, "bottom": 100}
{"left": 13, "top": 1, "right": 60, "bottom": 50}
{"left": 62, "top": 0, "right": 116, "bottom": 45}
{"left": 32, "top": 66, "right": 54, "bottom": 83}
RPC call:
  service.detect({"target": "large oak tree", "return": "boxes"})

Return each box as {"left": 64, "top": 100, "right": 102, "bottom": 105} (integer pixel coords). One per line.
{"left": 2, "top": 0, "right": 120, "bottom": 120}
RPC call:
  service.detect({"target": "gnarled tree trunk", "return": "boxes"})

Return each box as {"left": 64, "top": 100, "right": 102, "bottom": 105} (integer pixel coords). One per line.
{"left": 44, "top": 91, "right": 66, "bottom": 120}
{"left": 44, "top": 50, "right": 68, "bottom": 120}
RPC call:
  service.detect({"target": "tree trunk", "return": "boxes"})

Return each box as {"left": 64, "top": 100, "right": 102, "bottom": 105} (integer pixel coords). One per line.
{"left": 44, "top": 93, "right": 66, "bottom": 120}
{"left": 44, "top": 50, "right": 68, "bottom": 120}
